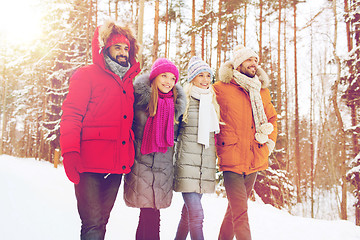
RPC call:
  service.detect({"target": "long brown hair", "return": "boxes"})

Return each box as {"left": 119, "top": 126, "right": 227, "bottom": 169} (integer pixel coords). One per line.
{"left": 147, "top": 82, "right": 178, "bottom": 117}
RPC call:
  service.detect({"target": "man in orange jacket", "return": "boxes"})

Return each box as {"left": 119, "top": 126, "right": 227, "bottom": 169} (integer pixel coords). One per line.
{"left": 213, "top": 45, "right": 277, "bottom": 240}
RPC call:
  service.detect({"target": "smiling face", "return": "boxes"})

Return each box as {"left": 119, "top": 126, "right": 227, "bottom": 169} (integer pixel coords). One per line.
{"left": 153, "top": 72, "right": 176, "bottom": 93}
{"left": 237, "top": 57, "right": 258, "bottom": 78}
{"left": 191, "top": 71, "right": 212, "bottom": 89}
{"left": 108, "top": 43, "right": 129, "bottom": 67}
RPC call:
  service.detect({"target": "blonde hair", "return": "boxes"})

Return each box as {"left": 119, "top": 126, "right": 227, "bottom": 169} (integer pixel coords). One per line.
{"left": 147, "top": 81, "right": 178, "bottom": 117}
{"left": 182, "top": 82, "right": 221, "bottom": 124}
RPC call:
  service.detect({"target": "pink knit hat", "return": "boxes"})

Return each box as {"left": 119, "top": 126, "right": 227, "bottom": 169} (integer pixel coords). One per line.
{"left": 149, "top": 58, "right": 179, "bottom": 83}
{"left": 105, "top": 33, "right": 130, "bottom": 49}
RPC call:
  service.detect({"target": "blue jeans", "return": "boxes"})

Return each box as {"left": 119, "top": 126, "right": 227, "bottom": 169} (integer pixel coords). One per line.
{"left": 218, "top": 171, "right": 257, "bottom": 240}
{"left": 75, "top": 172, "right": 122, "bottom": 240}
{"left": 136, "top": 208, "right": 160, "bottom": 240}
{"left": 175, "top": 192, "right": 204, "bottom": 240}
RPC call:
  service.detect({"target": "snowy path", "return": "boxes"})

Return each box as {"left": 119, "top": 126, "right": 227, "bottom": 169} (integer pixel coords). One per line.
{"left": 1, "top": 155, "right": 360, "bottom": 240}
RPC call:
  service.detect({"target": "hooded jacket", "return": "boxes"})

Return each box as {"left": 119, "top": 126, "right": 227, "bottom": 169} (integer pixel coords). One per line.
{"left": 124, "top": 74, "right": 186, "bottom": 209}
{"left": 213, "top": 61, "right": 277, "bottom": 175}
{"left": 173, "top": 96, "right": 217, "bottom": 194}
{"left": 60, "top": 21, "right": 141, "bottom": 174}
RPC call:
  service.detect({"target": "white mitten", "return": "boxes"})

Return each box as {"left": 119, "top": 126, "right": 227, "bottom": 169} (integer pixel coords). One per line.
{"left": 266, "top": 139, "right": 275, "bottom": 156}
{"left": 255, "top": 132, "right": 268, "bottom": 144}
{"left": 259, "top": 123, "right": 274, "bottom": 135}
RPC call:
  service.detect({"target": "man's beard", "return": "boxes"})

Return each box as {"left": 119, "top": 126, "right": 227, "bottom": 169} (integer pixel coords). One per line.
{"left": 111, "top": 55, "right": 128, "bottom": 67}
{"left": 241, "top": 69, "right": 256, "bottom": 78}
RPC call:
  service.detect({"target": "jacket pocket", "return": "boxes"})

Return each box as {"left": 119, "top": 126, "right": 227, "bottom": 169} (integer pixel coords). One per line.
{"left": 253, "top": 143, "right": 269, "bottom": 170}
{"left": 216, "top": 135, "right": 239, "bottom": 167}
{"left": 80, "top": 127, "right": 119, "bottom": 170}
{"left": 81, "top": 127, "right": 119, "bottom": 140}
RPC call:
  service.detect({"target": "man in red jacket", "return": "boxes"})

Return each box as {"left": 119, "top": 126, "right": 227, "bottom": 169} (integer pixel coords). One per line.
{"left": 60, "top": 19, "right": 140, "bottom": 240}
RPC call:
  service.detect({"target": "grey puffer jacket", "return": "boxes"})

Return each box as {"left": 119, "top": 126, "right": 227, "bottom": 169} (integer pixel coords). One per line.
{"left": 124, "top": 74, "right": 186, "bottom": 209}
{"left": 173, "top": 96, "right": 217, "bottom": 194}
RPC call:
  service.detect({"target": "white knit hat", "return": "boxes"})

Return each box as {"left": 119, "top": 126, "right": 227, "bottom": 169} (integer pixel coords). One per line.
{"left": 187, "top": 56, "right": 213, "bottom": 82}
{"left": 232, "top": 45, "right": 259, "bottom": 70}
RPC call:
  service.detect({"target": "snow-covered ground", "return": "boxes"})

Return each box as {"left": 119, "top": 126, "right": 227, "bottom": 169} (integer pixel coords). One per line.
{"left": 1, "top": 155, "right": 360, "bottom": 240}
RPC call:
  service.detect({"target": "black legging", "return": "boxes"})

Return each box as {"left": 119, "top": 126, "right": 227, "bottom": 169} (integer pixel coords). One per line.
{"left": 136, "top": 208, "right": 161, "bottom": 240}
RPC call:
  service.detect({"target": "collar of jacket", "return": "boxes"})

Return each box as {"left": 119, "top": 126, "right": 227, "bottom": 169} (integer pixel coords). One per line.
{"left": 218, "top": 60, "right": 270, "bottom": 89}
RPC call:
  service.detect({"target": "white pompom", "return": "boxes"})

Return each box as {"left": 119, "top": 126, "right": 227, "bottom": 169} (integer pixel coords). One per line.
{"left": 259, "top": 123, "right": 274, "bottom": 135}
{"left": 234, "top": 44, "right": 245, "bottom": 52}
{"left": 255, "top": 133, "right": 268, "bottom": 144}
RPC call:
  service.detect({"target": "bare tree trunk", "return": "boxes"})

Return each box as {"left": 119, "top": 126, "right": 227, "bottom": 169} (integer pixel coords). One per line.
{"left": 332, "top": 0, "right": 347, "bottom": 220}
{"left": 277, "top": 0, "right": 282, "bottom": 118}
{"left": 85, "top": 0, "right": 92, "bottom": 65}
{"left": 209, "top": 0, "right": 213, "bottom": 68}
{"left": 191, "top": 0, "right": 196, "bottom": 56}
{"left": 244, "top": 2, "right": 247, "bottom": 46}
{"left": 310, "top": 20, "right": 315, "bottom": 219}
{"left": 259, "top": 0, "right": 263, "bottom": 60}
{"left": 165, "top": 0, "right": 169, "bottom": 58}
{"left": 167, "top": 0, "right": 172, "bottom": 58}
{"left": 223, "top": 20, "right": 229, "bottom": 62}
{"left": 216, "top": 0, "right": 222, "bottom": 74}
{"left": 115, "top": 0, "right": 118, "bottom": 21}
{"left": 201, "top": 0, "right": 206, "bottom": 59}
{"left": 138, "top": 0, "right": 144, "bottom": 67}
{"left": 39, "top": 82, "right": 48, "bottom": 160}
{"left": 344, "top": 0, "right": 353, "bottom": 52}
{"left": 175, "top": 2, "right": 182, "bottom": 66}
{"left": 276, "top": 0, "right": 283, "bottom": 166}
{"left": 152, "top": 0, "right": 160, "bottom": 63}
{"left": 95, "top": 0, "right": 98, "bottom": 27}
{"left": 283, "top": 8, "right": 289, "bottom": 172}
{"left": 293, "top": 0, "right": 301, "bottom": 203}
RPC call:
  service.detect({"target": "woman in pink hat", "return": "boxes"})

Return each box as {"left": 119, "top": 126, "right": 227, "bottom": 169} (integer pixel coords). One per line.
{"left": 124, "top": 58, "right": 186, "bottom": 240}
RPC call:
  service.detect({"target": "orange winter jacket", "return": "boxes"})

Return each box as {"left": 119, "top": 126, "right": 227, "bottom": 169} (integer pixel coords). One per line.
{"left": 213, "top": 61, "right": 277, "bottom": 175}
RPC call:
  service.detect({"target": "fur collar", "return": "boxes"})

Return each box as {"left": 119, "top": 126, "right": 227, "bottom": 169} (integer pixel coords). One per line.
{"left": 98, "top": 19, "right": 139, "bottom": 64}
{"left": 133, "top": 74, "right": 186, "bottom": 120}
{"left": 218, "top": 60, "right": 270, "bottom": 89}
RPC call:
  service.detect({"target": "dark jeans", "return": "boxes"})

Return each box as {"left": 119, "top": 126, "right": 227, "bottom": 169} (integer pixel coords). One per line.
{"left": 136, "top": 208, "right": 160, "bottom": 240}
{"left": 218, "top": 171, "right": 257, "bottom": 240}
{"left": 75, "top": 172, "right": 122, "bottom": 240}
{"left": 175, "top": 192, "right": 204, "bottom": 240}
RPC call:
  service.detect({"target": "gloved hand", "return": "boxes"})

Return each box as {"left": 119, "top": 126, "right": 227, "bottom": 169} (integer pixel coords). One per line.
{"left": 255, "top": 132, "right": 269, "bottom": 144}
{"left": 62, "top": 152, "right": 81, "bottom": 184}
{"left": 259, "top": 122, "right": 274, "bottom": 135}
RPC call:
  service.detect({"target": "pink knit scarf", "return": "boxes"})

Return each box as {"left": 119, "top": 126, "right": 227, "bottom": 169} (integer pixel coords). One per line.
{"left": 141, "top": 91, "right": 175, "bottom": 155}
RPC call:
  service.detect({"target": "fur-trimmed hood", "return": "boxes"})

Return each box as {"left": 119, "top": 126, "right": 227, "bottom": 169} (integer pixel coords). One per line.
{"left": 218, "top": 60, "right": 270, "bottom": 89}
{"left": 133, "top": 74, "right": 186, "bottom": 120}
{"left": 92, "top": 19, "right": 140, "bottom": 67}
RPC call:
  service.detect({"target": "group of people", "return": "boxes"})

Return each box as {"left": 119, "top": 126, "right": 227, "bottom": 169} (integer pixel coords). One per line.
{"left": 60, "top": 19, "right": 277, "bottom": 240}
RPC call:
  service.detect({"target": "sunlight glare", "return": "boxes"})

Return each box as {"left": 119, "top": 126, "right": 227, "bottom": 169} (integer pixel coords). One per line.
{"left": 0, "top": 0, "right": 42, "bottom": 45}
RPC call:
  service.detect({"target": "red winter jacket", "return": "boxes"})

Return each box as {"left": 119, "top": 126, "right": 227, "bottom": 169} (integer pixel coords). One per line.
{"left": 60, "top": 26, "right": 140, "bottom": 174}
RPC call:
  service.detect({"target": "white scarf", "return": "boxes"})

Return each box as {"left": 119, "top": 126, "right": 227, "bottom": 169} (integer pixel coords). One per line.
{"left": 233, "top": 70, "right": 273, "bottom": 144}
{"left": 190, "top": 86, "right": 220, "bottom": 148}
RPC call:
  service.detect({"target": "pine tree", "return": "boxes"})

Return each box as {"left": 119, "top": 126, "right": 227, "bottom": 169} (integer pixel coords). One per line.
{"left": 346, "top": 152, "right": 360, "bottom": 225}
{"left": 342, "top": 0, "right": 360, "bottom": 225}
{"left": 15, "top": 0, "right": 95, "bottom": 161}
